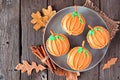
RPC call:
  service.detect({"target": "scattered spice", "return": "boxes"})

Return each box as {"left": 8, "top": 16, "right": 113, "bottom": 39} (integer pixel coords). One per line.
{"left": 102, "top": 58, "right": 118, "bottom": 70}
{"left": 16, "top": 60, "right": 46, "bottom": 76}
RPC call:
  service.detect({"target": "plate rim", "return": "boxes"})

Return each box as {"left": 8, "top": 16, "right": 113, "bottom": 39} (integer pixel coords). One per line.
{"left": 43, "top": 6, "right": 110, "bottom": 72}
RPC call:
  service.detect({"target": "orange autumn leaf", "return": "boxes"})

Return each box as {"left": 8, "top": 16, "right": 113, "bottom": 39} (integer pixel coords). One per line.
{"left": 42, "top": 16, "right": 49, "bottom": 24}
{"left": 55, "top": 67, "right": 80, "bottom": 80}
{"left": 102, "top": 57, "right": 118, "bottom": 70}
{"left": 16, "top": 60, "right": 46, "bottom": 76}
{"left": 31, "top": 11, "right": 45, "bottom": 31}
{"left": 42, "top": 5, "right": 56, "bottom": 18}
{"left": 31, "top": 6, "right": 56, "bottom": 31}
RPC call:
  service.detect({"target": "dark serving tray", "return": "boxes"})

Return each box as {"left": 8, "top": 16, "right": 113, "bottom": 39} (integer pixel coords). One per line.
{"left": 43, "top": 6, "right": 109, "bottom": 72}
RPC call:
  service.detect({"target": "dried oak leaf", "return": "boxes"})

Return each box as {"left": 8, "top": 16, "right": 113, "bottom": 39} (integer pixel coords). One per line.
{"left": 42, "top": 5, "right": 56, "bottom": 18}
{"left": 42, "top": 16, "right": 49, "bottom": 24}
{"left": 103, "top": 58, "right": 118, "bottom": 70}
{"left": 16, "top": 60, "right": 46, "bottom": 76}
{"left": 31, "top": 11, "right": 45, "bottom": 31}
{"left": 55, "top": 67, "right": 80, "bottom": 80}
{"left": 31, "top": 6, "right": 56, "bottom": 31}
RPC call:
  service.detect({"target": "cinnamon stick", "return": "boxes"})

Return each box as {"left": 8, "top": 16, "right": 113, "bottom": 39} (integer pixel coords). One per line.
{"left": 30, "top": 46, "right": 44, "bottom": 60}
{"left": 30, "top": 45, "right": 80, "bottom": 80}
{"left": 30, "top": 46, "right": 48, "bottom": 66}
{"left": 40, "top": 45, "right": 57, "bottom": 70}
{"left": 50, "top": 60, "right": 57, "bottom": 70}
{"left": 30, "top": 45, "right": 55, "bottom": 72}
{"left": 40, "top": 45, "right": 54, "bottom": 72}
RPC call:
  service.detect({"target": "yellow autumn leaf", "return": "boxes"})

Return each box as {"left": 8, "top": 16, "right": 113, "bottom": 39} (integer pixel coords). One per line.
{"left": 42, "top": 5, "right": 56, "bottom": 18}
{"left": 31, "top": 11, "right": 45, "bottom": 31}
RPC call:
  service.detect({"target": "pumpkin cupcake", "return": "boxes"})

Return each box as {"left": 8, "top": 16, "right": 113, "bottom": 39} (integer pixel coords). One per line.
{"left": 67, "top": 41, "right": 92, "bottom": 70}
{"left": 87, "top": 25, "right": 110, "bottom": 49}
{"left": 61, "top": 6, "right": 86, "bottom": 36}
{"left": 46, "top": 30, "right": 70, "bottom": 56}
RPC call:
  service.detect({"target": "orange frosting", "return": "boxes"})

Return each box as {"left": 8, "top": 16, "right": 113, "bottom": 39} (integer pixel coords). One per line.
{"left": 62, "top": 13, "right": 86, "bottom": 36}
{"left": 67, "top": 41, "right": 92, "bottom": 70}
{"left": 87, "top": 25, "right": 110, "bottom": 49}
{"left": 46, "top": 30, "right": 70, "bottom": 56}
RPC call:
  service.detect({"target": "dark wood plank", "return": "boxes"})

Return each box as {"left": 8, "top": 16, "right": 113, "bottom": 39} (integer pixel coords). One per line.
{"left": 78, "top": 66, "right": 99, "bottom": 80}
{"left": 21, "top": 0, "right": 47, "bottom": 80}
{"left": 100, "top": 0, "right": 120, "bottom": 80}
{"left": 99, "top": 31, "right": 120, "bottom": 80}
{"left": 100, "top": 0, "right": 120, "bottom": 20}
{"left": 48, "top": 0, "right": 73, "bottom": 11}
{"left": 47, "top": 0, "right": 73, "bottom": 80}
{"left": 74, "top": 0, "right": 86, "bottom": 6}
{"left": 0, "top": 0, "right": 20, "bottom": 80}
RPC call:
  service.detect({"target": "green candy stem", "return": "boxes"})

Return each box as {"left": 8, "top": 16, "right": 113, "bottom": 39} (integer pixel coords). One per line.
{"left": 88, "top": 25, "right": 94, "bottom": 36}
{"left": 77, "top": 47, "right": 89, "bottom": 57}
{"left": 49, "top": 30, "right": 64, "bottom": 41}
{"left": 77, "top": 47, "right": 83, "bottom": 53}
{"left": 49, "top": 30, "right": 56, "bottom": 41}
{"left": 72, "top": 12, "right": 83, "bottom": 24}
{"left": 88, "top": 25, "right": 102, "bottom": 36}
{"left": 71, "top": 5, "right": 83, "bottom": 24}
{"left": 77, "top": 41, "right": 89, "bottom": 57}
{"left": 49, "top": 35, "right": 56, "bottom": 41}
{"left": 72, "top": 12, "right": 78, "bottom": 17}
{"left": 88, "top": 30, "right": 95, "bottom": 36}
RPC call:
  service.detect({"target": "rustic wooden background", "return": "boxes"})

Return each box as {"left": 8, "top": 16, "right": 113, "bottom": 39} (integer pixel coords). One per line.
{"left": 0, "top": 0, "right": 120, "bottom": 80}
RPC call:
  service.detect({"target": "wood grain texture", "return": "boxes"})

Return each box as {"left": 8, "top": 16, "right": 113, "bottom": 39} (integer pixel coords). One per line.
{"left": 0, "top": 0, "right": 20, "bottom": 80}
{"left": 100, "top": 0, "right": 120, "bottom": 80}
{"left": 99, "top": 30, "right": 120, "bottom": 80}
{"left": 48, "top": 0, "right": 73, "bottom": 11}
{"left": 21, "top": 0, "right": 47, "bottom": 80}
{"left": 78, "top": 66, "right": 99, "bottom": 80}
{"left": 100, "top": 0, "right": 120, "bottom": 20}
{"left": 74, "top": 0, "right": 86, "bottom": 6}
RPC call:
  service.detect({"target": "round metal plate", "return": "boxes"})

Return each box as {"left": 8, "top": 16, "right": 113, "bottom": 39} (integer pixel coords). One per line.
{"left": 43, "top": 6, "right": 109, "bottom": 72}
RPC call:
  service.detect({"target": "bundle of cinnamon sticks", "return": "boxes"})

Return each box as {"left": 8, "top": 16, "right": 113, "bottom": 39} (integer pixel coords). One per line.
{"left": 30, "top": 45, "right": 56, "bottom": 73}
{"left": 30, "top": 45, "right": 80, "bottom": 80}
